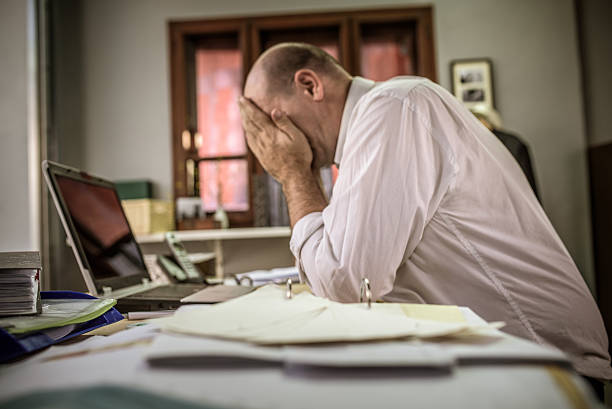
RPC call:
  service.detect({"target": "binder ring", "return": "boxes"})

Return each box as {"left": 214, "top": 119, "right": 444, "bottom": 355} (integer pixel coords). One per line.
{"left": 360, "top": 278, "right": 372, "bottom": 309}
{"left": 236, "top": 276, "right": 253, "bottom": 287}
{"left": 286, "top": 278, "right": 293, "bottom": 299}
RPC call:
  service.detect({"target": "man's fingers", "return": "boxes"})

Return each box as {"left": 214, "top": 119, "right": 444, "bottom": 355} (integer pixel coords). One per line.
{"left": 242, "top": 116, "right": 277, "bottom": 150}
{"left": 241, "top": 114, "right": 264, "bottom": 136}
{"left": 270, "top": 109, "right": 303, "bottom": 141}
{"left": 238, "top": 99, "right": 313, "bottom": 181}
{"left": 239, "top": 98, "right": 306, "bottom": 154}
{"left": 239, "top": 97, "right": 273, "bottom": 128}
{"left": 244, "top": 131, "right": 265, "bottom": 155}
{"left": 244, "top": 131, "right": 257, "bottom": 150}
{"left": 242, "top": 118, "right": 265, "bottom": 147}
{"left": 239, "top": 103, "right": 265, "bottom": 133}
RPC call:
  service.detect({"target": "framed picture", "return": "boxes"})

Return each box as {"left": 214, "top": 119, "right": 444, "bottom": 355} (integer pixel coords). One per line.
{"left": 450, "top": 59, "right": 494, "bottom": 109}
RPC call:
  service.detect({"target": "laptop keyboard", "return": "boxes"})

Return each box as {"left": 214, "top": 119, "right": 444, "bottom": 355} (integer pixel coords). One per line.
{"left": 133, "top": 284, "right": 205, "bottom": 300}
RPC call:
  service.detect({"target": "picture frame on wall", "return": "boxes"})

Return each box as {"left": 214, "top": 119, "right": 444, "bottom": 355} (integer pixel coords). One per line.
{"left": 450, "top": 59, "right": 494, "bottom": 109}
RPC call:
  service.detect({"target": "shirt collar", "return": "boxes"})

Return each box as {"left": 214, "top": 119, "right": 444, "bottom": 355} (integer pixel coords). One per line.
{"left": 334, "top": 77, "right": 376, "bottom": 166}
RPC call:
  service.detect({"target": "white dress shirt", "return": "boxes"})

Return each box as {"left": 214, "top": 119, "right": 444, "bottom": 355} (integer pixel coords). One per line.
{"left": 290, "top": 76, "right": 612, "bottom": 380}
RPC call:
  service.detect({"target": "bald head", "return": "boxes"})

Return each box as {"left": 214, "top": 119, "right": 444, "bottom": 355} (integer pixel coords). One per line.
{"left": 243, "top": 43, "right": 352, "bottom": 169}
{"left": 246, "top": 42, "right": 347, "bottom": 97}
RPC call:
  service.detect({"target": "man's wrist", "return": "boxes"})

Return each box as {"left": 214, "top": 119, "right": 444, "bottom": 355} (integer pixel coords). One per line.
{"left": 279, "top": 168, "right": 316, "bottom": 189}
{"left": 280, "top": 167, "right": 327, "bottom": 228}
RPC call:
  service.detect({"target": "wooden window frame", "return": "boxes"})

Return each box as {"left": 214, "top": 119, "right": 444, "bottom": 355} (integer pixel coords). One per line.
{"left": 350, "top": 7, "right": 436, "bottom": 79}
{"left": 168, "top": 6, "right": 436, "bottom": 229}
{"left": 169, "top": 20, "right": 254, "bottom": 228}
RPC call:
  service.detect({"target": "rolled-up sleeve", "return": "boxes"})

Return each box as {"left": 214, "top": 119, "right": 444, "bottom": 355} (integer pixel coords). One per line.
{"left": 290, "top": 90, "right": 455, "bottom": 303}
{"left": 289, "top": 212, "right": 324, "bottom": 286}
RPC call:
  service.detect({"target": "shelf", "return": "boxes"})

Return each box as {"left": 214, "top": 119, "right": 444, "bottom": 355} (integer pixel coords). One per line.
{"left": 136, "top": 226, "right": 292, "bottom": 244}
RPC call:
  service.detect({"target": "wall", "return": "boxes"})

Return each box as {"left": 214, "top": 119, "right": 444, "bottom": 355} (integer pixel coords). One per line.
{"left": 0, "top": 0, "right": 33, "bottom": 252}
{"left": 46, "top": 0, "right": 88, "bottom": 291}
{"left": 53, "top": 0, "right": 594, "bottom": 288}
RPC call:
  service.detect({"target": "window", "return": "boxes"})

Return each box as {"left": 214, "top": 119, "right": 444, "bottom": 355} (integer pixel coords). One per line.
{"left": 194, "top": 43, "right": 248, "bottom": 213}
{"left": 359, "top": 22, "right": 417, "bottom": 80}
{"left": 169, "top": 7, "right": 435, "bottom": 229}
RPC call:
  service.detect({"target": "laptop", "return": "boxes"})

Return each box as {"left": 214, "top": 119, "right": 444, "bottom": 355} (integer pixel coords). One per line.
{"left": 43, "top": 160, "right": 252, "bottom": 312}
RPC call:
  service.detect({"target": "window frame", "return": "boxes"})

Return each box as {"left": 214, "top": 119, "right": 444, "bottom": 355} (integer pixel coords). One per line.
{"left": 169, "top": 19, "right": 254, "bottom": 228}
{"left": 168, "top": 7, "right": 436, "bottom": 229}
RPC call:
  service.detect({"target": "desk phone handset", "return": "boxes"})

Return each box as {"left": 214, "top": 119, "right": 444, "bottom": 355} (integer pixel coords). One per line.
{"left": 156, "top": 232, "right": 208, "bottom": 284}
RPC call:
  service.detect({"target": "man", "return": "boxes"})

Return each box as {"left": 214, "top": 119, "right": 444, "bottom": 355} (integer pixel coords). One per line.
{"left": 238, "top": 43, "right": 612, "bottom": 384}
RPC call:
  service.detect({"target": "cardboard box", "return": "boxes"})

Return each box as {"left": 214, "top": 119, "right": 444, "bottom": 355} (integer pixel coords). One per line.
{"left": 122, "top": 199, "right": 174, "bottom": 236}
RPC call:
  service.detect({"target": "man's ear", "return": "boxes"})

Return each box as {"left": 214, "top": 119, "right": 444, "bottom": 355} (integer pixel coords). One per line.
{"left": 294, "top": 69, "right": 324, "bottom": 102}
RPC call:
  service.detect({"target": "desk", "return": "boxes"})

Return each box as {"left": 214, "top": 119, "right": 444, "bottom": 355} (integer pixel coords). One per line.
{"left": 0, "top": 308, "right": 598, "bottom": 409}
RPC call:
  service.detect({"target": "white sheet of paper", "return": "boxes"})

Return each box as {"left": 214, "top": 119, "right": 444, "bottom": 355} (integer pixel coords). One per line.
{"left": 146, "top": 333, "right": 455, "bottom": 368}
{"left": 146, "top": 330, "right": 566, "bottom": 369}
{"left": 283, "top": 341, "right": 454, "bottom": 367}
{"left": 147, "top": 333, "right": 284, "bottom": 365}
{"left": 152, "top": 285, "right": 501, "bottom": 344}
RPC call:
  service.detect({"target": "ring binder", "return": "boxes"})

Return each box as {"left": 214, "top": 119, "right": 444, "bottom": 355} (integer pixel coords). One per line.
{"left": 236, "top": 275, "right": 254, "bottom": 286}
{"left": 360, "top": 278, "right": 372, "bottom": 309}
{"left": 283, "top": 277, "right": 371, "bottom": 306}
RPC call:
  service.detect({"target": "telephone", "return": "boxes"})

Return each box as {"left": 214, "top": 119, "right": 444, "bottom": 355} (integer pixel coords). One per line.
{"left": 156, "top": 232, "right": 209, "bottom": 284}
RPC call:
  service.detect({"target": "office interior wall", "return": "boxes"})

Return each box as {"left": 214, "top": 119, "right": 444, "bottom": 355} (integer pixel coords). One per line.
{"left": 46, "top": 0, "right": 88, "bottom": 291}
{"left": 0, "top": 0, "right": 33, "bottom": 252}
{"left": 50, "top": 0, "right": 595, "bottom": 289}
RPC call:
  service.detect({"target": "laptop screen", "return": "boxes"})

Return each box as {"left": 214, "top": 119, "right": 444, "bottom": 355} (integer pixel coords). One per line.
{"left": 54, "top": 174, "right": 148, "bottom": 280}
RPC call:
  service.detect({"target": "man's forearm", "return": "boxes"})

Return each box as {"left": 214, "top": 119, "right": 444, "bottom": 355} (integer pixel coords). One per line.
{"left": 281, "top": 171, "right": 328, "bottom": 228}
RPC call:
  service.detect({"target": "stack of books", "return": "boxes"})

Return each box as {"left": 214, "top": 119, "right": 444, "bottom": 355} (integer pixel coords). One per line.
{"left": 0, "top": 252, "right": 42, "bottom": 316}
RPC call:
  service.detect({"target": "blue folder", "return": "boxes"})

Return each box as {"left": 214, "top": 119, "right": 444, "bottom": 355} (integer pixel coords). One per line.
{"left": 0, "top": 291, "right": 124, "bottom": 363}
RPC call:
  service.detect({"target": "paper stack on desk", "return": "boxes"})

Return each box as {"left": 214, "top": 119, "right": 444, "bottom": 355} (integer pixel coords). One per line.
{"left": 153, "top": 285, "right": 503, "bottom": 344}
{"left": 147, "top": 285, "right": 569, "bottom": 369}
{"left": 146, "top": 325, "right": 569, "bottom": 369}
{"left": 0, "top": 252, "right": 42, "bottom": 316}
{"left": 146, "top": 333, "right": 456, "bottom": 368}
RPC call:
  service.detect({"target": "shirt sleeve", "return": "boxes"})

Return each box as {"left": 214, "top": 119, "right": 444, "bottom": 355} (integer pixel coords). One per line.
{"left": 290, "top": 91, "right": 455, "bottom": 302}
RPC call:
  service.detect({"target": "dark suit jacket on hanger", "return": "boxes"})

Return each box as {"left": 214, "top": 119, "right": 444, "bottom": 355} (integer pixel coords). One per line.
{"left": 492, "top": 129, "right": 540, "bottom": 201}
